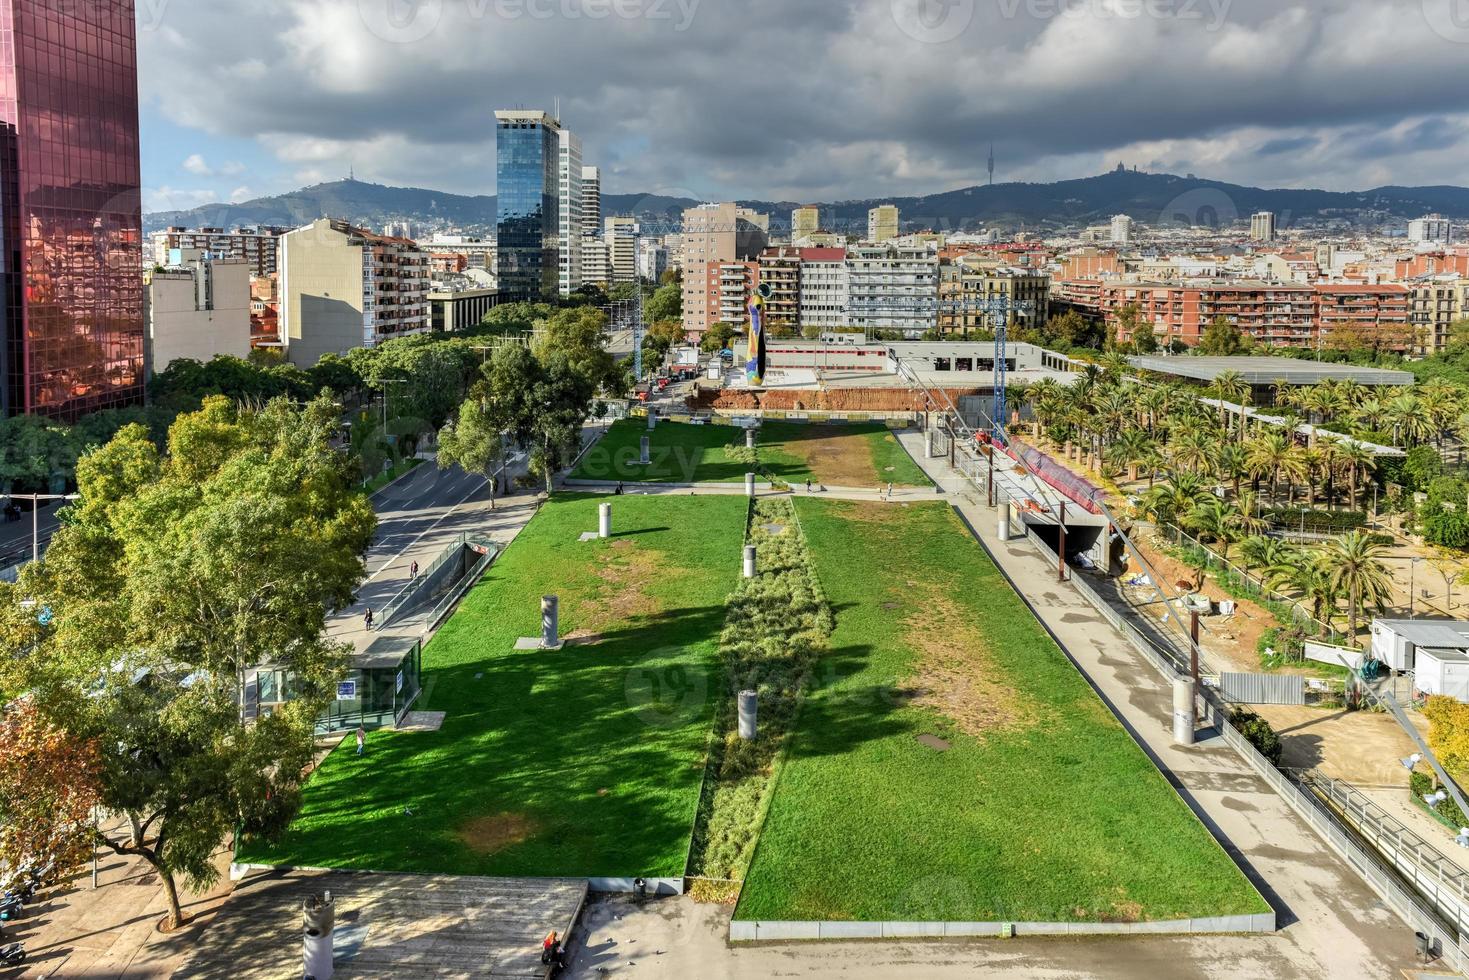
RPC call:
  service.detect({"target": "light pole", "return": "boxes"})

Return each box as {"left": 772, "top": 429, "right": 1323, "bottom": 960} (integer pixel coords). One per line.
{"left": 4, "top": 493, "right": 80, "bottom": 564}
{"left": 1410, "top": 557, "right": 1422, "bottom": 618}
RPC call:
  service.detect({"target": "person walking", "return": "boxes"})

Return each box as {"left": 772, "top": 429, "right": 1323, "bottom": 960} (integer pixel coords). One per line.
{"left": 410, "top": 560, "right": 419, "bottom": 580}
{"left": 886, "top": 482, "right": 894, "bottom": 501}
{"left": 364, "top": 607, "right": 374, "bottom": 630}
{"left": 805, "top": 478, "right": 811, "bottom": 494}
{"left": 355, "top": 725, "right": 366, "bottom": 756}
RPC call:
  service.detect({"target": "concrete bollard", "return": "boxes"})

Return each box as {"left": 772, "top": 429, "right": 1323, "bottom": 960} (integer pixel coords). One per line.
{"left": 738, "top": 690, "right": 758, "bottom": 740}
{"left": 997, "top": 499, "right": 1012, "bottom": 541}
{"left": 924, "top": 430, "right": 934, "bottom": 459}
{"left": 639, "top": 436, "right": 650, "bottom": 465}
{"left": 1172, "top": 676, "right": 1196, "bottom": 746}
{"left": 745, "top": 472, "right": 756, "bottom": 497}
{"left": 742, "top": 545, "right": 756, "bottom": 579}
{"left": 542, "top": 595, "right": 559, "bottom": 648}
{"left": 599, "top": 502, "right": 612, "bottom": 539}
{"left": 745, "top": 429, "right": 756, "bottom": 449}
{"left": 647, "top": 409, "right": 657, "bottom": 430}
{"left": 303, "top": 892, "right": 335, "bottom": 980}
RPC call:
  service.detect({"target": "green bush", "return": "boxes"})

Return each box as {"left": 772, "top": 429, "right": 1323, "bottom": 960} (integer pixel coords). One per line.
{"left": 1230, "top": 709, "right": 1283, "bottom": 766}
{"left": 1410, "top": 769, "right": 1469, "bottom": 830}
{"left": 1262, "top": 507, "right": 1366, "bottom": 532}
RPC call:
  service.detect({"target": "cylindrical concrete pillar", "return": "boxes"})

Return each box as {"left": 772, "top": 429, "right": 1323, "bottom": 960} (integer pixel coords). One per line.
{"left": 639, "top": 436, "right": 650, "bottom": 465}
{"left": 924, "top": 430, "right": 934, "bottom": 459}
{"left": 745, "top": 472, "right": 756, "bottom": 497}
{"left": 742, "top": 545, "right": 756, "bottom": 579}
{"left": 303, "top": 893, "right": 335, "bottom": 980}
{"left": 598, "top": 502, "right": 612, "bottom": 539}
{"left": 737, "top": 689, "right": 758, "bottom": 740}
{"left": 745, "top": 429, "right": 756, "bottom": 449}
{"left": 997, "top": 498, "right": 1012, "bottom": 541}
{"left": 1172, "top": 676, "right": 1196, "bottom": 746}
{"left": 542, "top": 595, "right": 559, "bottom": 648}
{"left": 647, "top": 409, "right": 657, "bottom": 430}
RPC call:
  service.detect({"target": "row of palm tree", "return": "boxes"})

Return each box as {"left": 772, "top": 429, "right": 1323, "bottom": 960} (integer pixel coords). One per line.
{"left": 1013, "top": 358, "right": 1437, "bottom": 643}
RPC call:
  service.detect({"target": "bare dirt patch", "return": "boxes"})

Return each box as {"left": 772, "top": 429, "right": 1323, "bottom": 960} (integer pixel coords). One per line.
{"left": 458, "top": 812, "right": 539, "bottom": 855}
{"left": 901, "top": 586, "right": 1046, "bottom": 738}
{"left": 566, "top": 540, "right": 672, "bottom": 641}
{"left": 779, "top": 426, "right": 886, "bottom": 488}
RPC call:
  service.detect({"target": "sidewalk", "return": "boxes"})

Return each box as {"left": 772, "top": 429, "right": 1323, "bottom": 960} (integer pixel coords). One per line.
{"left": 892, "top": 428, "right": 1417, "bottom": 977}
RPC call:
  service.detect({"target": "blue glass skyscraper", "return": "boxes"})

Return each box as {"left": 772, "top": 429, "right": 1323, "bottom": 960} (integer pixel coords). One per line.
{"left": 495, "top": 111, "right": 561, "bottom": 300}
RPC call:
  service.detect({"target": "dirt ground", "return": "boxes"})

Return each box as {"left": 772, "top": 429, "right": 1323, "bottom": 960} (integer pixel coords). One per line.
{"left": 1119, "top": 531, "right": 1279, "bottom": 675}
{"left": 782, "top": 426, "right": 884, "bottom": 488}
{"left": 457, "top": 811, "right": 539, "bottom": 855}
{"left": 567, "top": 539, "right": 668, "bottom": 641}
{"left": 1250, "top": 703, "right": 1418, "bottom": 786}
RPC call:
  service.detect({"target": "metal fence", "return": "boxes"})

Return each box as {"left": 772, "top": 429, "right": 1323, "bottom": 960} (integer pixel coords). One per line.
{"left": 1219, "top": 672, "right": 1305, "bottom": 705}
{"left": 1156, "top": 523, "right": 1346, "bottom": 645}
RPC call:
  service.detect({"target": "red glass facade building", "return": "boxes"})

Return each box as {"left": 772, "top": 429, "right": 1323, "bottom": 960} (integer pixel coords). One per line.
{"left": 0, "top": 0, "right": 143, "bottom": 419}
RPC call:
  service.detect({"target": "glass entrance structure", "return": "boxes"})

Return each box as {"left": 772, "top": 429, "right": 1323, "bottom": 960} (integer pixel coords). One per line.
{"left": 249, "top": 635, "right": 423, "bottom": 735}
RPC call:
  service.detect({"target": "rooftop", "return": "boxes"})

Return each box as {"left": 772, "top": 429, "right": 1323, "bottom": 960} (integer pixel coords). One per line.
{"left": 1130, "top": 355, "right": 1414, "bottom": 387}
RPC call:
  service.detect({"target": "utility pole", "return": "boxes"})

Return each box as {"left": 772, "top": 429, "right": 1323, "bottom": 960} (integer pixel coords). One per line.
{"left": 4, "top": 493, "right": 79, "bottom": 564}
{"left": 1057, "top": 501, "right": 1067, "bottom": 582}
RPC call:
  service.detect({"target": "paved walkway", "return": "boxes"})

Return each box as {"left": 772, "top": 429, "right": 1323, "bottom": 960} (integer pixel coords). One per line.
{"left": 890, "top": 428, "right": 1419, "bottom": 976}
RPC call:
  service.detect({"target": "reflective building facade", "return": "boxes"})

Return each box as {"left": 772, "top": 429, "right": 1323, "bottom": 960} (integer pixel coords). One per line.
{"left": 0, "top": 0, "right": 144, "bottom": 418}
{"left": 495, "top": 110, "right": 560, "bottom": 300}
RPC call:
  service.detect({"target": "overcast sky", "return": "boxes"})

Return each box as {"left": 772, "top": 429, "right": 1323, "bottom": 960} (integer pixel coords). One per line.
{"left": 139, "top": 0, "right": 1469, "bottom": 212}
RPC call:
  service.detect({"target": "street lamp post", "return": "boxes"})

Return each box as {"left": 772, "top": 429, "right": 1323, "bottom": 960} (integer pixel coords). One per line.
{"left": 4, "top": 493, "right": 80, "bottom": 564}
{"left": 1410, "top": 557, "right": 1422, "bottom": 618}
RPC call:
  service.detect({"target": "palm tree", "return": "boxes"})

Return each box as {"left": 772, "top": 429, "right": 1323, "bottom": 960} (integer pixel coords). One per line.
{"left": 1208, "top": 369, "right": 1249, "bottom": 436}
{"left": 1170, "top": 427, "right": 1214, "bottom": 475}
{"left": 1241, "top": 534, "right": 1297, "bottom": 575}
{"left": 1106, "top": 428, "right": 1154, "bottom": 482}
{"left": 1334, "top": 440, "right": 1377, "bottom": 511}
{"left": 1388, "top": 393, "right": 1435, "bottom": 446}
{"left": 1186, "top": 496, "right": 1242, "bottom": 563}
{"left": 1246, "top": 432, "right": 1293, "bottom": 503}
{"left": 1352, "top": 396, "right": 1389, "bottom": 435}
{"left": 1214, "top": 443, "right": 1249, "bottom": 500}
{"left": 1320, "top": 531, "right": 1395, "bottom": 645}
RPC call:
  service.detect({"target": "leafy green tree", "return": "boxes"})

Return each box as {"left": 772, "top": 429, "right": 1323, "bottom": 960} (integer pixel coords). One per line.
{"left": 477, "top": 345, "right": 596, "bottom": 494}
{"left": 700, "top": 322, "right": 738, "bottom": 354}
{"left": 645, "top": 281, "right": 682, "bottom": 323}
{"left": 437, "top": 396, "right": 505, "bottom": 507}
{"left": 1199, "top": 316, "right": 1249, "bottom": 356}
{"left": 0, "top": 395, "right": 375, "bottom": 928}
{"left": 536, "top": 306, "right": 622, "bottom": 395}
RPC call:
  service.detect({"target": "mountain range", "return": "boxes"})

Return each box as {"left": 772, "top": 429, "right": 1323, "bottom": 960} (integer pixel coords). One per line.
{"left": 144, "top": 171, "right": 1469, "bottom": 237}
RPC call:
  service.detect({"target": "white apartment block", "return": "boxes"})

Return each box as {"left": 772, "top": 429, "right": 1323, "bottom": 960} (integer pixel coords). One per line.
{"left": 582, "top": 236, "right": 610, "bottom": 286}
{"left": 279, "top": 218, "right": 430, "bottom": 367}
{"left": 582, "top": 166, "right": 601, "bottom": 232}
{"left": 144, "top": 248, "right": 251, "bottom": 375}
{"left": 1409, "top": 214, "right": 1453, "bottom": 244}
{"left": 637, "top": 239, "right": 668, "bottom": 282}
{"left": 798, "top": 252, "right": 849, "bottom": 329}
{"left": 845, "top": 242, "right": 939, "bottom": 337}
{"left": 423, "top": 234, "right": 494, "bottom": 273}
{"left": 150, "top": 226, "right": 286, "bottom": 276}
{"left": 1110, "top": 214, "right": 1133, "bottom": 244}
{"left": 558, "top": 129, "right": 584, "bottom": 296}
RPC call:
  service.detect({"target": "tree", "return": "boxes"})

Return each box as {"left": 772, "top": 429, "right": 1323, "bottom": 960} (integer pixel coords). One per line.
{"left": 1320, "top": 531, "right": 1394, "bottom": 645}
{"left": 1, "top": 395, "right": 375, "bottom": 928}
{"left": 536, "top": 306, "right": 622, "bottom": 395}
{"left": 437, "top": 396, "right": 505, "bottom": 507}
{"left": 700, "top": 322, "right": 738, "bottom": 354}
{"left": 643, "top": 319, "right": 685, "bottom": 363}
{"left": 645, "top": 281, "right": 682, "bottom": 323}
{"left": 478, "top": 345, "right": 596, "bottom": 495}
{"left": 0, "top": 700, "right": 102, "bottom": 892}
{"left": 1198, "top": 316, "right": 1248, "bottom": 356}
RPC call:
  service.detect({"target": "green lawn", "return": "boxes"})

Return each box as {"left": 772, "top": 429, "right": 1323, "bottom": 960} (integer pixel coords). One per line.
{"left": 240, "top": 493, "right": 747, "bottom": 877}
{"left": 734, "top": 498, "right": 1266, "bottom": 923}
{"left": 571, "top": 419, "right": 931, "bottom": 488}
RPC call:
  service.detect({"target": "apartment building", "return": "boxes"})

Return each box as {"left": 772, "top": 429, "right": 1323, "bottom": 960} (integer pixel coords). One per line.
{"left": 250, "top": 274, "right": 280, "bottom": 348}
{"left": 278, "top": 218, "right": 430, "bottom": 366}
{"left": 582, "top": 166, "right": 602, "bottom": 231}
{"left": 798, "top": 247, "right": 849, "bottom": 330}
{"left": 708, "top": 260, "right": 759, "bottom": 327}
{"left": 1409, "top": 214, "right": 1453, "bottom": 244}
{"left": 422, "top": 234, "right": 494, "bottom": 273}
{"left": 1250, "top": 212, "right": 1277, "bottom": 242}
{"left": 582, "top": 237, "right": 610, "bottom": 287}
{"left": 1409, "top": 276, "right": 1468, "bottom": 353}
{"left": 144, "top": 249, "right": 251, "bottom": 375}
{"left": 1110, "top": 214, "right": 1133, "bottom": 244}
{"left": 846, "top": 242, "right": 938, "bottom": 337}
{"left": 1314, "top": 283, "right": 1413, "bottom": 350}
{"left": 605, "top": 216, "right": 639, "bottom": 284}
{"left": 756, "top": 247, "right": 802, "bottom": 328}
{"left": 150, "top": 226, "right": 287, "bottom": 277}
{"left": 637, "top": 239, "right": 668, "bottom": 282}
{"left": 937, "top": 255, "right": 1049, "bottom": 336}
{"left": 681, "top": 203, "right": 769, "bottom": 336}
{"left": 791, "top": 206, "right": 820, "bottom": 241}
{"left": 867, "top": 204, "right": 899, "bottom": 243}
{"left": 429, "top": 273, "right": 503, "bottom": 332}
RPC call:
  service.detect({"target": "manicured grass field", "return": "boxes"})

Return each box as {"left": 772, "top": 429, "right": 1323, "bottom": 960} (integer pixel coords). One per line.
{"left": 240, "top": 493, "right": 747, "bottom": 877}
{"left": 734, "top": 498, "right": 1266, "bottom": 923}
{"left": 570, "top": 418, "right": 931, "bottom": 488}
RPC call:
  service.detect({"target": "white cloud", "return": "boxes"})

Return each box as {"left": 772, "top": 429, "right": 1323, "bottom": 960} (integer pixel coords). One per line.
{"left": 137, "top": 0, "right": 1469, "bottom": 200}
{"left": 182, "top": 153, "right": 212, "bottom": 176}
{"left": 228, "top": 185, "right": 254, "bottom": 203}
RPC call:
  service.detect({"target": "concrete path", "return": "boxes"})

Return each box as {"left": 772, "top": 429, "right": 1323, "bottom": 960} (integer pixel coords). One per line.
{"left": 890, "top": 428, "right": 1419, "bottom": 977}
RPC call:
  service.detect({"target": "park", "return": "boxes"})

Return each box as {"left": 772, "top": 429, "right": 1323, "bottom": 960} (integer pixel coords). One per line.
{"left": 241, "top": 418, "right": 1265, "bottom": 932}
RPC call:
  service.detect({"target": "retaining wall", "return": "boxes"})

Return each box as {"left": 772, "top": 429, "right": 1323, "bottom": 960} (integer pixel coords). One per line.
{"left": 730, "top": 913, "right": 1276, "bottom": 942}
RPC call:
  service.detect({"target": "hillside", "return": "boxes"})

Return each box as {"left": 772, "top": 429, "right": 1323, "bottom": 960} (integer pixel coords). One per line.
{"left": 145, "top": 172, "right": 1469, "bottom": 236}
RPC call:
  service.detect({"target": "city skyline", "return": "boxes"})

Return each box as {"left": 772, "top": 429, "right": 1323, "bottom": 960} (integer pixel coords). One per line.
{"left": 140, "top": 1, "right": 1469, "bottom": 213}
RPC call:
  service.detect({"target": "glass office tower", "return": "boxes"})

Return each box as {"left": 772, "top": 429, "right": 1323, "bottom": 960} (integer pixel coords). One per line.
{"left": 494, "top": 110, "right": 561, "bottom": 301}
{"left": 0, "top": 0, "right": 145, "bottom": 419}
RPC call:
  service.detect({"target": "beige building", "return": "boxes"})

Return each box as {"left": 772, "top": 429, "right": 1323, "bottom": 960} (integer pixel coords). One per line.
{"left": 867, "top": 204, "right": 899, "bottom": 243}
{"left": 1409, "top": 276, "right": 1469, "bottom": 354}
{"left": 791, "top": 206, "right": 819, "bottom": 242}
{"left": 1250, "top": 211, "right": 1277, "bottom": 242}
{"left": 937, "top": 255, "right": 1049, "bottom": 337}
{"left": 680, "top": 202, "right": 769, "bottom": 336}
{"left": 278, "top": 218, "right": 430, "bottom": 366}
{"left": 144, "top": 248, "right": 251, "bottom": 375}
{"left": 605, "top": 216, "right": 639, "bottom": 284}
{"left": 582, "top": 236, "right": 610, "bottom": 287}
{"left": 150, "top": 226, "right": 286, "bottom": 276}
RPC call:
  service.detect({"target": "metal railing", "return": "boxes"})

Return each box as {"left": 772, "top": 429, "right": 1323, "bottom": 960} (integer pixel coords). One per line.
{"left": 425, "top": 544, "right": 499, "bottom": 632}
{"left": 377, "top": 532, "right": 471, "bottom": 629}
